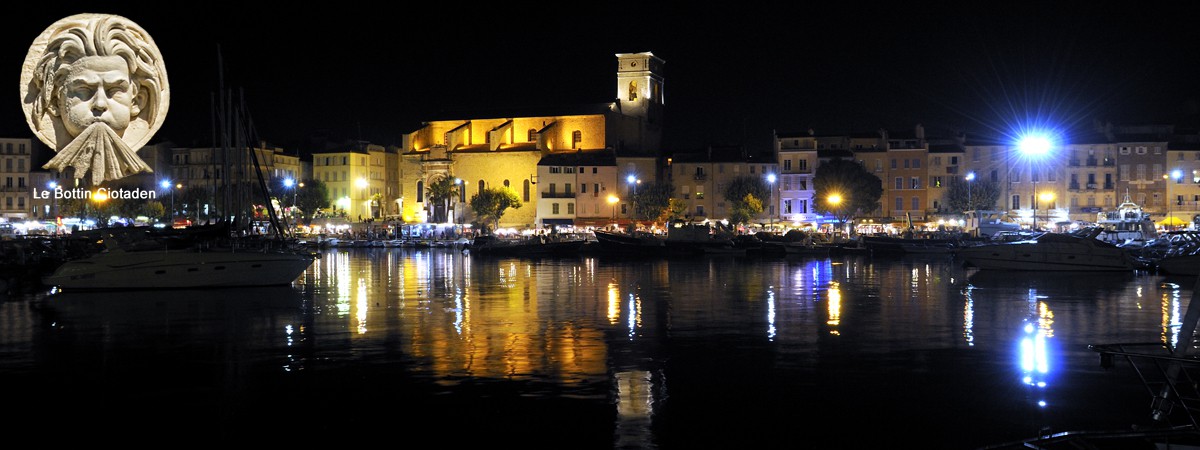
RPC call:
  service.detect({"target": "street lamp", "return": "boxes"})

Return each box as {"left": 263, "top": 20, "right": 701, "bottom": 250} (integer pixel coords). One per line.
{"left": 607, "top": 194, "right": 620, "bottom": 220}
{"left": 964, "top": 171, "right": 975, "bottom": 212}
{"left": 1168, "top": 170, "right": 1183, "bottom": 229}
{"left": 47, "top": 181, "right": 58, "bottom": 220}
{"left": 827, "top": 193, "right": 843, "bottom": 236}
{"left": 766, "top": 173, "right": 777, "bottom": 232}
{"left": 1018, "top": 134, "right": 1055, "bottom": 229}
{"left": 1037, "top": 191, "right": 1055, "bottom": 230}
{"left": 627, "top": 174, "right": 641, "bottom": 196}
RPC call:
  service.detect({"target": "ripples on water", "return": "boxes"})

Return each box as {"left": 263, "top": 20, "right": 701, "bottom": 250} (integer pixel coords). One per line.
{"left": 0, "top": 249, "right": 1192, "bottom": 448}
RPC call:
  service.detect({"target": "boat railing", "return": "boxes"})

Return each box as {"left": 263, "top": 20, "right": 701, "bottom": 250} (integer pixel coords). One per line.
{"left": 1088, "top": 342, "right": 1200, "bottom": 430}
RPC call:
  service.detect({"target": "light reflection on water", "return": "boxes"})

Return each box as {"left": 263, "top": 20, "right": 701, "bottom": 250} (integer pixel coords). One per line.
{"left": 0, "top": 250, "right": 1184, "bottom": 448}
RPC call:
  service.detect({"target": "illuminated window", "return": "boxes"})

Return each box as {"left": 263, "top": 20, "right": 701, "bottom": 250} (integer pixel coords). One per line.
{"left": 523, "top": 180, "right": 530, "bottom": 202}
{"left": 528, "top": 129, "right": 537, "bottom": 142}
{"left": 628, "top": 81, "right": 638, "bottom": 101}
{"left": 572, "top": 131, "right": 582, "bottom": 149}
{"left": 503, "top": 179, "right": 510, "bottom": 189}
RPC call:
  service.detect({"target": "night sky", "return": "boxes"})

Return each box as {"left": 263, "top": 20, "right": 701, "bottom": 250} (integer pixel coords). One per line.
{"left": 6, "top": 3, "right": 1200, "bottom": 155}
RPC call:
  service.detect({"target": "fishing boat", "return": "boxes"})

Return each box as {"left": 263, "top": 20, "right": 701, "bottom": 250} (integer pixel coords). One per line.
{"left": 956, "top": 227, "right": 1139, "bottom": 271}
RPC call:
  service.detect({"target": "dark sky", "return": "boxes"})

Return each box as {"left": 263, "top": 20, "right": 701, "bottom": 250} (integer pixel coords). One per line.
{"left": 7, "top": 3, "right": 1200, "bottom": 154}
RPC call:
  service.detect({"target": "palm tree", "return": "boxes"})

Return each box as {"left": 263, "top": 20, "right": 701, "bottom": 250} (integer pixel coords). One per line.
{"left": 426, "top": 174, "right": 461, "bottom": 223}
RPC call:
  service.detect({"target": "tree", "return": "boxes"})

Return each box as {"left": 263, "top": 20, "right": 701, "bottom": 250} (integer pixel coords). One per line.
{"left": 728, "top": 193, "right": 763, "bottom": 225}
{"left": 295, "top": 179, "right": 331, "bottom": 225}
{"left": 469, "top": 187, "right": 521, "bottom": 233}
{"left": 723, "top": 176, "right": 770, "bottom": 225}
{"left": 945, "top": 176, "right": 1001, "bottom": 212}
{"left": 658, "top": 198, "right": 689, "bottom": 223}
{"left": 426, "top": 174, "right": 461, "bottom": 223}
{"left": 813, "top": 158, "right": 883, "bottom": 223}
{"left": 631, "top": 181, "right": 674, "bottom": 222}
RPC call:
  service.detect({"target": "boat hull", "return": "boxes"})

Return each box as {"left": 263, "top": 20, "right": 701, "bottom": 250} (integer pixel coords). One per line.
{"left": 957, "top": 240, "right": 1135, "bottom": 271}
{"left": 43, "top": 250, "right": 315, "bottom": 289}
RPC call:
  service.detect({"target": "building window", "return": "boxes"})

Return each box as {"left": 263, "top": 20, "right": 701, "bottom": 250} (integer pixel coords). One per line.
{"left": 550, "top": 167, "right": 561, "bottom": 174}
{"left": 696, "top": 191, "right": 704, "bottom": 200}
{"left": 594, "top": 183, "right": 599, "bottom": 197}
{"left": 528, "top": 129, "right": 537, "bottom": 142}
{"left": 581, "top": 183, "right": 587, "bottom": 193}
{"left": 572, "top": 130, "right": 582, "bottom": 149}
{"left": 416, "top": 181, "right": 424, "bottom": 203}
{"left": 911, "top": 177, "right": 920, "bottom": 189}
{"left": 1136, "top": 146, "right": 1147, "bottom": 155}
{"left": 951, "top": 156, "right": 959, "bottom": 165}
{"left": 891, "top": 159, "right": 897, "bottom": 169}
{"left": 894, "top": 177, "right": 903, "bottom": 190}
{"left": 912, "top": 197, "right": 919, "bottom": 210}
{"left": 799, "top": 199, "right": 808, "bottom": 213}
{"left": 895, "top": 197, "right": 903, "bottom": 211}
{"left": 784, "top": 160, "right": 792, "bottom": 171}
{"left": 784, "top": 200, "right": 792, "bottom": 214}
{"left": 933, "top": 157, "right": 941, "bottom": 166}
{"left": 932, "top": 176, "right": 942, "bottom": 188}
{"left": 913, "top": 159, "right": 921, "bottom": 169}
{"left": 552, "top": 203, "right": 560, "bottom": 214}
{"left": 903, "top": 159, "right": 910, "bottom": 169}
{"left": 696, "top": 205, "right": 704, "bottom": 216}
{"left": 567, "top": 203, "right": 574, "bottom": 214}
{"left": 621, "top": 204, "right": 627, "bottom": 215}
{"left": 1012, "top": 195, "right": 1020, "bottom": 209}
{"left": 503, "top": 179, "right": 510, "bottom": 189}
{"left": 592, "top": 167, "right": 597, "bottom": 174}
{"left": 565, "top": 183, "right": 572, "bottom": 195}
{"left": 628, "top": 81, "right": 638, "bottom": 101}
{"left": 523, "top": 180, "right": 530, "bottom": 202}
{"left": 17, "top": 197, "right": 24, "bottom": 208}
{"left": 799, "top": 160, "right": 808, "bottom": 171}
{"left": 549, "top": 183, "right": 556, "bottom": 195}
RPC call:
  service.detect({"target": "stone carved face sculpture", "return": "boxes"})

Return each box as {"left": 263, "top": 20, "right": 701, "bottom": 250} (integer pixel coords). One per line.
{"left": 20, "top": 14, "right": 169, "bottom": 185}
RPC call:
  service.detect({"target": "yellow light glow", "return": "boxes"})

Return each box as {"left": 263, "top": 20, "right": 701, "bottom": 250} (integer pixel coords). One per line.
{"left": 827, "top": 194, "right": 842, "bottom": 206}
{"left": 356, "top": 178, "right": 369, "bottom": 189}
{"left": 92, "top": 190, "right": 108, "bottom": 202}
{"left": 607, "top": 195, "right": 620, "bottom": 205}
{"left": 1038, "top": 192, "right": 1055, "bottom": 203}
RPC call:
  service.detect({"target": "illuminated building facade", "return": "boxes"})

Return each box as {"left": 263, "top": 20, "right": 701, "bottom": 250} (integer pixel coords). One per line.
{"left": 1165, "top": 143, "right": 1200, "bottom": 228}
{"left": 0, "top": 138, "right": 33, "bottom": 220}
{"left": 668, "top": 145, "right": 777, "bottom": 222}
{"left": 398, "top": 52, "right": 665, "bottom": 228}
{"left": 313, "top": 143, "right": 394, "bottom": 221}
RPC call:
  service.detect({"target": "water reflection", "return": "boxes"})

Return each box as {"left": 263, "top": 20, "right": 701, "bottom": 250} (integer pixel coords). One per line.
{"left": 2, "top": 250, "right": 1186, "bottom": 448}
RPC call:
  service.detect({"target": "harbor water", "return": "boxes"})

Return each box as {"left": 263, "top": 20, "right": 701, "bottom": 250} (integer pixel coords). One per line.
{"left": 1, "top": 248, "right": 1193, "bottom": 448}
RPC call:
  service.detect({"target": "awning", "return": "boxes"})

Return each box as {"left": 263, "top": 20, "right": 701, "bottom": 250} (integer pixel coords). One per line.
{"left": 541, "top": 218, "right": 574, "bottom": 225}
{"left": 1159, "top": 216, "right": 1188, "bottom": 226}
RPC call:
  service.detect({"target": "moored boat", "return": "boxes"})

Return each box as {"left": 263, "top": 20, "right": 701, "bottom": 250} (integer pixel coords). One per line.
{"left": 956, "top": 228, "right": 1139, "bottom": 271}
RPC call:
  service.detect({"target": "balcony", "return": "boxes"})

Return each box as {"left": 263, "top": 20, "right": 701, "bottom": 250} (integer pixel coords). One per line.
{"left": 1104, "top": 182, "right": 1115, "bottom": 190}
{"left": 1069, "top": 159, "right": 1081, "bottom": 166}
{"left": 1069, "top": 182, "right": 1080, "bottom": 190}
{"left": 693, "top": 173, "right": 708, "bottom": 181}
{"left": 541, "top": 191, "right": 576, "bottom": 199}
{"left": 1086, "top": 158, "right": 1098, "bottom": 166}
{"left": 945, "top": 166, "right": 959, "bottom": 175}
{"left": 1086, "top": 183, "right": 1098, "bottom": 189}
{"left": 1103, "top": 159, "right": 1115, "bottom": 167}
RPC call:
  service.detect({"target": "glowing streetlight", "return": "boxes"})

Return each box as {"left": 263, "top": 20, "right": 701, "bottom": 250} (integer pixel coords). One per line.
{"left": 159, "top": 179, "right": 170, "bottom": 190}
{"left": 1037, "top": 191, "right": 1055, "bottom": 230}
{"left": 766, "top": 173, "right": 777, "bottom": 231}
{"left": 827, "top": 193, "right": 844, "bottom": 235}
{"left": 607, "top": 194, "right": 620, "bottom": 219}
{"left": 1168, "top": 170, "right": 1183, "bottom": 229}
{"left": 1017, "top": 134, "right": 1055, "bottom": 228}
{"left": 965, "top": 171, "right": 976, "bottom": 212}
{"left": 283, "top": 178, "right": 294, "bottom": 188}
